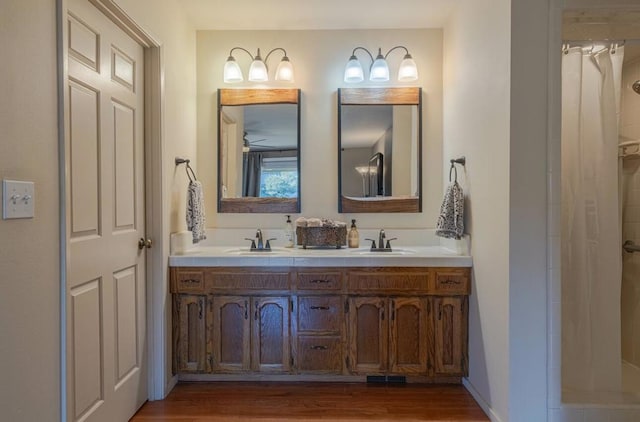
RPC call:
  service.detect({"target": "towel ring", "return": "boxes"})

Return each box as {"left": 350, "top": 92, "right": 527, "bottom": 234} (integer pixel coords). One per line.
{"left": 185, "top": 164, "right": 197, "bottom": 183}
{"left": 449, "top": 164, "right": 457, "bottom": 183}
{"left": 448, "top": 156, "right": 465, "bottom": 183}
{"left": 175, "top": 157, "right": 198, "bottom": 183}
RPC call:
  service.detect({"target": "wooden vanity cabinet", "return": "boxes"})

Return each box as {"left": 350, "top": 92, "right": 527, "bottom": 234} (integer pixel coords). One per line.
{"left": 432, "top": 296, "right": 468, "bottom": 376}
{"left": 171, "top": 266, "right": 470, "bottom": 381}
{"left": 293, "top": 270, "right": 345, "bottom": 374}
{"left": 348, "top": 296, "right": 441, "bottom": 376}
{"left": 210, "top": 295, "right": 291, "bottom": 373}
{"left": 173, "top": 294, "right": 207, "bottom": 373}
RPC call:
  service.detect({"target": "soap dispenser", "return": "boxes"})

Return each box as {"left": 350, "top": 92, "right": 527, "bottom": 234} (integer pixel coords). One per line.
{"left": 348, "top": 219, "right": 359, "bottom": 248}
{"left": 284, "top": 215, "right": 295, "bottom": 248}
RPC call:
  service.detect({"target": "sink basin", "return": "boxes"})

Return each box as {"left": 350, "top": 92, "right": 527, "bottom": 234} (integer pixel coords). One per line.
{"left": 348, "top": 248, "right": 417, "bottom": 256}
{"left": 223, "top": 247, "right": 289, "bottom": 256}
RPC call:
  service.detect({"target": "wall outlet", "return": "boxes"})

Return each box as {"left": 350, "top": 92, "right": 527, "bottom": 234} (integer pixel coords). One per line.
{"left": 2, "top": 180, "right": 35, "bottom": 219}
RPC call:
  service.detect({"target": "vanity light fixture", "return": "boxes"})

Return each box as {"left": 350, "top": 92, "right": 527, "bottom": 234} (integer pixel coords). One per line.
{"left": 344, "top": 46, "right": 418, "bottom": 83}
{"left": 223, "top": 47, "right": 294, "bottom": 83}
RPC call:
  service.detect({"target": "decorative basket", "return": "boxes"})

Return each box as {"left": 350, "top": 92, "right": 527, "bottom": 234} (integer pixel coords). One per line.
{"left": 296, "top": 226, "right": 347, "bottom": 249}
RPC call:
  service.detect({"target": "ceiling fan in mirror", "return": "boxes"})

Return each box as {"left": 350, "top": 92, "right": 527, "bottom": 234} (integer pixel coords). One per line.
{"left": 242, "top": 131, "right": 279, "bottom": 152}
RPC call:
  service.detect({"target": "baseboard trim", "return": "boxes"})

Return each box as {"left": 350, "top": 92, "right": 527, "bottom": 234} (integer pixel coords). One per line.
{"left": 178, "top": 373, "right": 461, "bottom": 383}
{"left": 462, "top": 378, "right": 504, "bottom": 422}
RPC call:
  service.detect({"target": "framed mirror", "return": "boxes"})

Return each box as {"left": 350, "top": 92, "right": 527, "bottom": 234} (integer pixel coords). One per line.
{"left": 338, "top": 87, "right": 422, "bottom": 213}
{"left": 218, "top": 88, "right": 301, "bottom": 213}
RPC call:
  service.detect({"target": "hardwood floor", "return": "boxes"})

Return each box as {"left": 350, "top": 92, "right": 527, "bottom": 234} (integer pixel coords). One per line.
{"left": 130, "top": 382, "right": 489, "bottom": 421}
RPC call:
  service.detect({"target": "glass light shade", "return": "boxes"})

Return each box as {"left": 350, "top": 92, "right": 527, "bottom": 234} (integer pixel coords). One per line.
{"left": 369, "top": 57, "right": 390, "bottom": 81}
{"left": 354, "top": 165, "right": 369, "bottom": 175}
{"left": 248, "top": 59, "right": 268, "bottom": 82}
{"left": 223, "top": 58, "right": 243, "bottom": 83}
{"left": 275, "top": 58, "right": 294, "bottom": 82}
{"left": 398, "top": 55, "right": 419, "bottom": 81}
{"left": 344, "top": 57, "right": 364, "bottom": 83}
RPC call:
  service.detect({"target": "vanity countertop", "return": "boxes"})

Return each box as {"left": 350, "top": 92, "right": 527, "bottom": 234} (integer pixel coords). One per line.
{"left": 169, "top": 245, "right": 472, "bottom": 268}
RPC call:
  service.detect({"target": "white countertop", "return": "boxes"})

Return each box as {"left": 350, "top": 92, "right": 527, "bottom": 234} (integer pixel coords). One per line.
{"left": 169, "top": 245, "right": 472, "bottom": 268}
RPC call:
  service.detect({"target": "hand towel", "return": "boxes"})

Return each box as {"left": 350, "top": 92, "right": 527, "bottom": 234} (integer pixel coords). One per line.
{"left": 186, "top": 180, "right": 206, "bottom": 243}
{"left": 436, "top": 181, "right": 464, "bottom": 240}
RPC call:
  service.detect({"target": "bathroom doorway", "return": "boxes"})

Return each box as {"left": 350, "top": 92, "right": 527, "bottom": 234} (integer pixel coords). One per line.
{"left": 561, "top": 9, "right": 640, "bottom": 405}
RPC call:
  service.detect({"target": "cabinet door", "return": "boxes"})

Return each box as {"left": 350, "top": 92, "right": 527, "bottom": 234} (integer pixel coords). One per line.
{"left": 174, "top": 294, "right": 207, "bottom": 372}
{"left": 389, "top": 297, "right": 428, "bottom": 374}
{"left": 348, "top": 297, "right": 388, "bottom": 374}
{"left": 251, "top": 297, "right": 291, "bottom": 373}
{"left": 211, "top": 296, "right": 251, "bottom": 372}
{"left": 433, "top": 296, "right": 467, "bottom": 376}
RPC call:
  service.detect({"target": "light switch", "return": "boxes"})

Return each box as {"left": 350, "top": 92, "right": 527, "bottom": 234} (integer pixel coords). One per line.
{"left": 2, "top": 180, "right": 35, "bottom": 219}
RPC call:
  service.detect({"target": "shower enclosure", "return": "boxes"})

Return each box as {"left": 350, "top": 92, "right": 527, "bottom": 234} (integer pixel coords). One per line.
{"left": 561, "top": 15, "right": 640, "bottom": 403}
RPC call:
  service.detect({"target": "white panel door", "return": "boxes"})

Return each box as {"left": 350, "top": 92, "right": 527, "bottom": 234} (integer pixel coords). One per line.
{"left": 65, "top": 0, "right": 147, "bottom": 420}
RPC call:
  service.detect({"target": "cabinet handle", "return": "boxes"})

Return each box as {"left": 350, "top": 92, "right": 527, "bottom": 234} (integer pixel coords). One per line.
{"left": 181, "top": 278, "right": 200, "bottom": 284}
{"left": 310, "top": 345, "right": 328, "bottom": 351}
{"left": 310, "top": 279, "right": 330, "bottom": 284}
{"left": 440, "top": 278, "right": 461, "bottom": 285}
{"left": 254, "top": 301, "right": 259, "bottom": 320}
{"left": 438, "top": 303, "right": 443, "bottom": 321}
{"left": 381, "top": 307, "right": 385, "bottom": 321}
{"left": 391, "top": 300, "right": 395, "bottom": 321}
{"left": 310, "top": 306, "right": 330, "bottom": 310}
{"left": 244, "top": 300, "right": 248, "bottom": 320}
{"left": 198, "top": 299, "right": 203, "bottom": 320}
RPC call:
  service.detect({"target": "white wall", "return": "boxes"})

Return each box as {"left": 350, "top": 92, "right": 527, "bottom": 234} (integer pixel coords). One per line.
{"left": 0, "top": 1, "right": 60, "bottom": 420}
{"left": 0, "top": 0, "right": 196, "bottom": 419}
{"left": 196, "top": 29, "right": 443, "bottom": 230}
{"left": 444, "top": 0, "right": 512, "bottom": 420}
{"left": 445, "top": 2, "right": 550, "bottom": 421}
{"left": 620, "top": 57, "right": 640, "bottom": 370}
{"left": 509, "top": 0, "right": 550, "bottom": 420}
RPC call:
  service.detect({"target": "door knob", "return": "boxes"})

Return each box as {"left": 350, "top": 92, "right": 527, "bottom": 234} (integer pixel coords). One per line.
{"left": 138, "top": 238, "right": 152, "bottom": 250}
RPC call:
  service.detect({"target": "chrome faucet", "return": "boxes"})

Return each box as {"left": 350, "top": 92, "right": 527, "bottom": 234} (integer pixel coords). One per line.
{"left": 378, "top": 229, "right": 386, "bottom": 250}
{"left": 256, "top": 229, "right": 264, "bottom": 250}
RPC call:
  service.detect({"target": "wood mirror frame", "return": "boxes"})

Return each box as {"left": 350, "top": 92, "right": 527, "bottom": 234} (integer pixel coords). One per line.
{"left": 217, "top": 88, "right": 301, "bottom": 213}
{"left": 338, "top": 87, "right": 422, "bottom": 213}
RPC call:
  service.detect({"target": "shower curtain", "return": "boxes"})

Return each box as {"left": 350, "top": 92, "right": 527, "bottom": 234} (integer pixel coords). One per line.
{"left": 562, "top": 45, "right": 624, "bottom": 393}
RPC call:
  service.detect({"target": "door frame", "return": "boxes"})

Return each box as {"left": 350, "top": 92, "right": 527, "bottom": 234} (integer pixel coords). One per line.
{"left": 57, "top": 0, "right": 169, "bottom": 420}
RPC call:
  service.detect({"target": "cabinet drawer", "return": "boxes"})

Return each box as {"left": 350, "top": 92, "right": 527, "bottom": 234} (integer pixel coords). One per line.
{"left": 433, "top": 270, "right": 470, "bottom": 295}
{"left": 297, "top": 336, "right": 342, "bottom": 373}
{"left": 348, "top": 270, "right": 429, "bottom": 293}
{"left": 174, "top": 270, "right": 205, "bottom": 293}
{"left": 298, "top": 296, "right": 342, "bottom": 333}
{"left": 296, "top": 271, "right": 342, "bottom": 291}
{"left": 207, "top": 271, "right": 290, "bottom": 290}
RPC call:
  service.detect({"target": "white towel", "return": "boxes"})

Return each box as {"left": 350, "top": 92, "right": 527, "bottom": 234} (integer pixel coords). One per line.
{"left": 186, "top": 180, "right": 206, "bottom": 243}
{"left": 436, "top": 181, "right": 464, "bottom": 240}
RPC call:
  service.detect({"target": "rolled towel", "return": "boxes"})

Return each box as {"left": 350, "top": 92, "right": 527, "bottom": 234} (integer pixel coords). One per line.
{"left": 186, "top": 180, "right": 206, "bottom": 243}
{"left": 295, "top": 217, "right": 307, "bottom": 227}
{"left": 335, "top": 221, "right": 347, "bottom": 228}
{"left": 307, "top": 218, "right": 322, "bottom": 227}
